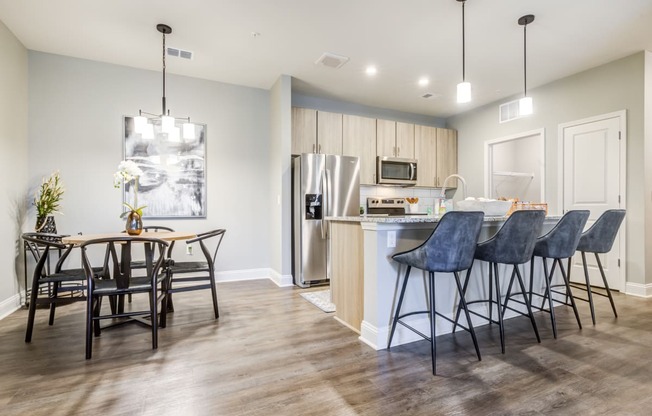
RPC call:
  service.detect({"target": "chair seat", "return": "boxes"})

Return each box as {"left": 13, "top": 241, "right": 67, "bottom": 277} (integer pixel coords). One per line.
{"left": 168, "top": 261, "right": 210, "bottom": 274}
{"left": 92, "top": 274, "right": 166, "bottom": 295}
{"left": 39, "top": 272, "right": 87, "bottom": 284}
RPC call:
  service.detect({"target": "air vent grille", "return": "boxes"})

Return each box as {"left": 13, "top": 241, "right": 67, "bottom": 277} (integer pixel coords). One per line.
{"left": 315, "top": 52, "right": 349, "bottom": 69}
{"left": 499, "top": 99, "right": 522, "bottom": 123}
{"left": 167, "top": 47, "right": 193, "bottom": 60}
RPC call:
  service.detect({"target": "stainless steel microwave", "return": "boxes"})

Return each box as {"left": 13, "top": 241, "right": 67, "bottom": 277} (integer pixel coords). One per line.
{"left": 376, "top": 157, "right": 417, "bottom": 186}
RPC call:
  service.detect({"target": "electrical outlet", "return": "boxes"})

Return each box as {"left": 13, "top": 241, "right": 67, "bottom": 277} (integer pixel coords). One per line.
{"left": 387, "top": 231, "right": 396, "bottom": 248}
{"left": 186, "top": 245, "right": 193, "bottom": 255}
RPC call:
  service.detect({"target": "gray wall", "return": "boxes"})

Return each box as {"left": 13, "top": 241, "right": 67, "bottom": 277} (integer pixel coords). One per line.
{"left": 448, "top": 52, "right": 645, "bottom": 284}
{"left": 0, "top": 20, "right": 28, "bottom": 312}
{"left": 28, "top": 52, "right": 271, "bottom": 273}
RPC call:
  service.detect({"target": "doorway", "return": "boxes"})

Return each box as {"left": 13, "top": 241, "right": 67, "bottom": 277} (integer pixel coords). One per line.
{"left": 558, "top": 110, "right": 626, "bottom": 291}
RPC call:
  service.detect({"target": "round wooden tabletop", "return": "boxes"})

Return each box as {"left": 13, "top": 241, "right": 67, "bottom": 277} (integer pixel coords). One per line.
{"left": 62, "top": 231, "right": 197, "bottom": 245}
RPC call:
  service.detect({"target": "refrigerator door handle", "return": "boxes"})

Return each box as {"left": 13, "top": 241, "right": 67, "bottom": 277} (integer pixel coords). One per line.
{"left": 321, "top": 169, "right": 329, "bottom": 239}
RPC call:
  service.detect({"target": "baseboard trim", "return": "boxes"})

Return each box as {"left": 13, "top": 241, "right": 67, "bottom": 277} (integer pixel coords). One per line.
{"left": 625, "top": 282, "right": 652, "bottom": 298}
{"left": 268, "top": 269, "right": 294, "bottom": 287}
{"left": 0, "top": 293, "right": 22, "bottom": 321}
{"left": 215, "top": 268, "right": 293, "bottom": 287}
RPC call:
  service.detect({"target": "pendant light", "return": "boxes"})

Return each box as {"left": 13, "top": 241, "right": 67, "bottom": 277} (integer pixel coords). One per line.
{"left": 134, "top": 24, "right": 195, "bottom": 140}
{"left": 518, "top": 15, "right": 535, "bottom": 116}
{"left": 456, "top": 0, "right": 471, "bottom": 104}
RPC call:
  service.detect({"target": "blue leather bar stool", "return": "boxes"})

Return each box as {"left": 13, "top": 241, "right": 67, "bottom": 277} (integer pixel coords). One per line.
{"left": 572, "top": 209, "right": 626, "bottom": 325}
{"left": 388, "top": 211, "right": 484, "bottom": 375}
{"left": 526, "top": 210, "right": 589, "bottom": 338}
{"left": 455, "top": 210, "right": 545, "bottom": 353}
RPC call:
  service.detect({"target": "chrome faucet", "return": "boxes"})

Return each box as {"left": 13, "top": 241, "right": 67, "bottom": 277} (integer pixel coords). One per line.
{"left": 440, "top": 174, "right": 467, "bottom": 200}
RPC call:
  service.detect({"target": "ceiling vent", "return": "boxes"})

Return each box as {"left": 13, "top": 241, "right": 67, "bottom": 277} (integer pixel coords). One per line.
{"left": 167, "top": 47, "right": 193, "bottom": 60}
{"left": 315, "top": 52, "right": 349, "bottom": 69}
{"left": 499, "top": 99, "right": 523, "bottom": 123}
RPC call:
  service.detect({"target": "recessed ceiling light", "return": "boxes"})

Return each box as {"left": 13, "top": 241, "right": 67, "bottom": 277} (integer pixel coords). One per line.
{"left": 418, "top": 77, "right": 429, "bottom": 87}
{"left": 365, "top": 66, "right": 377, "bottom": 76}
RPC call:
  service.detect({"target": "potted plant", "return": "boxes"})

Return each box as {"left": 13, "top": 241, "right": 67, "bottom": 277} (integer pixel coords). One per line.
{"left": 114, "top": 160, "right": 146, "bottom": 235}
{"left": 34, "top": 171, "right": 64, "bottom": 233}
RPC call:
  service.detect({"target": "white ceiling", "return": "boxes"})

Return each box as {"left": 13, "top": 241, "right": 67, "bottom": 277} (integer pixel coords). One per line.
{"left": 1, "top": 0, "right": 652, "bottom": 118}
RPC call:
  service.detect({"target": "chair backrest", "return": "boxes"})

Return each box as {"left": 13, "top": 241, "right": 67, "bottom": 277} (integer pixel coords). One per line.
{"left": 404, "top": 212, "right": 484, "bottom": 273}
{"left": 533, "top": 210, "right": 590, "bottom": 259}
{"left": 80, "top": 236, "right": 169, "bottom": 290}
{"left": 121, "top": 226, "right": 176, "bottom": 257}
{"left": 576, "top": 209, "right": 626, "bottom": 254}
{"left": 478, "top": 210, "right": 546, "bottom": 265}
{"left": 187, "top": 229, "right": 226, "bottom": 269}
{"left": 22, "top": 232, "right": 74, "bottom": 275}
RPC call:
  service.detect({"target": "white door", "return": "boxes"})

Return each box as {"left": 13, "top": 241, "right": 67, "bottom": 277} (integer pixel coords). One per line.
{"left": 560, "top": 112, "right": 625, "bottom": 291}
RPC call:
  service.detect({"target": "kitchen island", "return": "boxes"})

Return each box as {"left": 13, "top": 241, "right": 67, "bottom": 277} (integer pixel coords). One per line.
{"left": 327, "top": 214, "right": 560, "bottom": 350}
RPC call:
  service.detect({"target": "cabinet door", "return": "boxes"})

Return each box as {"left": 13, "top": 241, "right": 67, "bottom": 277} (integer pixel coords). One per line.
{"left": 343, "top": 114, "right": 377, "bottom": 185}
{"left": 396, "top": 122, "right": 415, "bottom": 159}
{"left": 317, "top": 111, "right": 343, "bottom": 155}
{"left": 414, "top": 125, "right": 437, "bottom": 187}
{"left": 436, "top": 128, "right": 458, "bottom": 187}
{"left": 291, "top": 107, "right": 317, "bottom": 155}
{"left": 376, "top": 119, "right": 396, "bottom": 157}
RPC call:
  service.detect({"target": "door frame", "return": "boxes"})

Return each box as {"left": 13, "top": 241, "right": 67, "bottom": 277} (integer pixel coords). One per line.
{"left": 557, "top": 109, "right": 627, "bottom": 291}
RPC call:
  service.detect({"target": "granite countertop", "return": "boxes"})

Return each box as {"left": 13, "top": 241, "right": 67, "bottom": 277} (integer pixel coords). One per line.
{"left": 327, "top": 214, "right": 561, "bottom": 223}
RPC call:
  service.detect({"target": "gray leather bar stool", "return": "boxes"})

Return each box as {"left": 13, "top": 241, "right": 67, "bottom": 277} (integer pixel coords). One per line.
{"left": 526, "top": 210, "right": 589, "bottom": 338}
{"left": 388, "top": 211, "right": 484, "bottom": 375}
{"left": 455, "top": 210, "right": 545, "bottom": 353}
{"left": 572, "top": 209, "right": 626, "bottom": 324}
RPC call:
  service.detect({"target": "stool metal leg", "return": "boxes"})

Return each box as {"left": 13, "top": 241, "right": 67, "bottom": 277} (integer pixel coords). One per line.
{"left": 543, "top": 257, "right": 558, "bottom": 339}
{"left": 493, "top": 262, "right": 505, "bottom": 354}
{"left": 514, "top": 265, "right": 541, "bottom": 343}
{"left": 451, "top": 266, "right": 472, "bottom": 334}
{"left": 595, "top": 252, "right": 618, "bottom": 318}
{"left": 453, "top": 271, "right": 481, "bottom": 362}
{"left": 488, "top": 262, "right": 494, "bottom": 325}
{"left": 580, "top": 252, "right": 597, "bottom": 325}
{"left": 529, "top": 256, "right": 535, "bottom": 305}
{"left": 428, "top": 271, "right": 437, "bottom": 375}
{"left": 559, "top": 259, "right": 582, "bottom": 329}
{"left": 387, "top": 266, "right": 411, "bottom": 349}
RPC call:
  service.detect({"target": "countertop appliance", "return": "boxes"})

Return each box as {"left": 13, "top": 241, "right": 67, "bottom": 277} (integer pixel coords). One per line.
{"left": 376, "top": 157, "right": 417, "bottom": 186}
{"left": 366, "top": 197, "right": 428, "bottom": 216}
{"left": 292, "top": 154, "right": 360, "bottom": 287}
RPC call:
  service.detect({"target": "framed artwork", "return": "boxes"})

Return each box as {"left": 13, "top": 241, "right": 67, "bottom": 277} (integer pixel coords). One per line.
{"left": 123, "top": 116, "right": 207, "bottom": 218}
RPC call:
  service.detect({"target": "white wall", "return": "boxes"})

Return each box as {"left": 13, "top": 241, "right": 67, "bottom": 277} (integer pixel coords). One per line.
{"left": 0, "top": 20, "right": 28, "bottom": 314}
{"left": 448, "top": 52, "right": 646, "bottom": 285}
{"left": 28, "top": 52, "right": 271, "bottom": 274}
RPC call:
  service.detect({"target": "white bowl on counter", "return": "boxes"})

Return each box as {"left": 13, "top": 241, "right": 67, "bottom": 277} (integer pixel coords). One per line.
{"left": 455, "top": 199, "right": 513, "bottom": 217}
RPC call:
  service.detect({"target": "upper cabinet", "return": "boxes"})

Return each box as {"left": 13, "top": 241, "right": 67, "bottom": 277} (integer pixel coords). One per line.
{"left": 291, "top": 108, "right": 342, "bottom": 155}
{"left": 343, "top": 115, "right": 377, "bottom": 185}
{"left": 436, "top": 128, "right": 458, "bottom": 188}
{"left": 376, "top": 120, "right": 414, "bottom": 159}
{"left": 317, "top": 111, "right": 343, "bottom": 155}
{"left": 291, "top": 107, "right": 317, "bottom": 155}
{"left": 414, "top": 125, "right": 437, "bottom": 187}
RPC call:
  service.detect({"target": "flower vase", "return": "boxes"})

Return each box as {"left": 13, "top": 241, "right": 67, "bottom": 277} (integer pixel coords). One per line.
{"left": 125, "top": 211, "right": 143, "bottom": 236}
{"left": 35, "top": 215, "right": 57, "bottom": 234}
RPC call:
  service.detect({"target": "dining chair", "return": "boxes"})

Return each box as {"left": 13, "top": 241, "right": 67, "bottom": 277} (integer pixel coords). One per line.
{"left": 388, "top": 212, "right": 484, "bottom": 375}
{"left": 161, "top": 229, "right": 226, "bottom": 326}
{"left": 22, "top": 232, "right": 95, "bottom": 343}
{"left": 80, "top": 236, "right": 169, "bottom": 359}
{"left": 128, "top": 225, "right": 177, "bottom": 271}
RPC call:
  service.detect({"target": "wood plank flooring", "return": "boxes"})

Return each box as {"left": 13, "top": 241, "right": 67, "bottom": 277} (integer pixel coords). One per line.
{"left": 2, "top": 279, "right": 652, "bottom": 415}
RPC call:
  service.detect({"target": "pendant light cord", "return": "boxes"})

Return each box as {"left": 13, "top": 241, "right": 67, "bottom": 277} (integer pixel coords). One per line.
{"left": 461, "top": 1, "right": 466, "bottom": 82}
{"left": 162, "top": 29, "right": 167, "bottom": 116}
{"left": 523, "top": 23, "right": 527, "bottom": 98}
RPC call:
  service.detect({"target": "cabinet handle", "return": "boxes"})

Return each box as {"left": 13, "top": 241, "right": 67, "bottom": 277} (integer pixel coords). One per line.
{"left": 397, "top": 147, "right": 400, "bottom": 156}
{"left": 373, "top": 173, "right": 376, "bottom": 184}
{"left": 313, "top": 144, "right": 316, "bottom": 153}
{"left": 318, "top": 144, "right": 322, "bottom": 153}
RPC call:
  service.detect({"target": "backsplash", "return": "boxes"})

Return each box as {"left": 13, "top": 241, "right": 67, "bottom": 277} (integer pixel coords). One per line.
{"left": 360, "top": 186, "right": 457, "bottom": 214}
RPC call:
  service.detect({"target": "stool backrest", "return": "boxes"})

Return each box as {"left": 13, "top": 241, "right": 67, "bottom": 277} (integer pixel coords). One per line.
{"left": 534, "top": 210, "right": 590, "bottom": 259}
{"left": 479, "top": 210, "right": 546, "bottom": 265}
{"left": 415, "top": 211, "right": 484, "bottom": 273}
{"left": 576, "top": 209, "right": 626, "bottom": 254}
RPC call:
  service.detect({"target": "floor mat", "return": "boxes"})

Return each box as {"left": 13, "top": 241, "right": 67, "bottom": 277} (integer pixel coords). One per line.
{"left": 300, "top": 290, "right": 335, "bottom": 313}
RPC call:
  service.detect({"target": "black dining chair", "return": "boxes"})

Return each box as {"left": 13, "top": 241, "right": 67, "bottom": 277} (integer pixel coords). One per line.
{"left": 22, "top": 232, "right": 98, "bottom": 343}
{"left": 80, "top": 236, "right": 169, "bottom": 359}
{"left": 388, "top": 211, "right": 484, "bottom": 375}
{"left": 527, "top": 210, "right": 590, "bottom": 338}
{"left": 128, "top": 225, "right": 177, "bottom": 271}
{"left": 571, "top": 209, "right": 626, "bottom": 324}
{"left": 454, "top": 210, "right": 545, "bottom": 353}
{"left": 161, "top": 229, "right": 226, "bottom": 326}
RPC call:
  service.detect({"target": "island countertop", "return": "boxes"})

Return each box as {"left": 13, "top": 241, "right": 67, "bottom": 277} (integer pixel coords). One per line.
{"left": 327, "top": 214, "right": 561, "bottom": 223}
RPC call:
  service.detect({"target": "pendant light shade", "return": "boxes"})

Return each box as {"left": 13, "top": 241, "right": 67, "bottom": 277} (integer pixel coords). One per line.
{"left": 456, "top": 0, "right": 471, "bottom": 104}
{"left": 518, "top": 14, "right": 535, "bottom": 116}
{"left": 135, "top": 24, "right": 193, "bottom": 139}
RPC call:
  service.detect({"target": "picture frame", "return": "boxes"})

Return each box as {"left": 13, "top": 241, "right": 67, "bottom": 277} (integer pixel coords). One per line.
{"left": 122, "top": 116, "right": 207, "bottom": 218}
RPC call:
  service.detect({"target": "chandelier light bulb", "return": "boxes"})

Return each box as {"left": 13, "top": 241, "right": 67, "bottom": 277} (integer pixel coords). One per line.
{"left": 134, "top": 116, "right": 148, "bottom": 134}
{"left": 183, "top": 122, "right": 195, "bottom": 140}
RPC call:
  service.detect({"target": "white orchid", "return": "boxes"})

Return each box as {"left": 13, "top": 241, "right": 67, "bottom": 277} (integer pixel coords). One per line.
{"left": 113, "top": 160, "right": 144, "bottom": 188}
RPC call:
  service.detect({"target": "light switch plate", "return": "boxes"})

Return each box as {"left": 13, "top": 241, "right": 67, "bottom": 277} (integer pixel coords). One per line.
{"left": 387, "top": 231, "right": 396, "bottom": 248}
{"left": 186, "top": 245, "right": 193, "bottom": 255}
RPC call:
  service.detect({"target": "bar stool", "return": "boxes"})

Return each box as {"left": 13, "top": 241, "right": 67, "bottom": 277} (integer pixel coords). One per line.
{"left": 572, "top": 209, "right": 626, "bottom": 325}
{"left": 388, "top": 211, "right": 484, "bottom": 375}
{"left": 455, "top": 210, "right": 545, "bottom": 353}
{"left": 527, "top": 210, "right": 589, "bottom": 338}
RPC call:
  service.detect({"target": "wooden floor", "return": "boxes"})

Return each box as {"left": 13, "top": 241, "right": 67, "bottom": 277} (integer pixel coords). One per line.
{"left": 2, "top": 280, "right": 652, "bottom": 415}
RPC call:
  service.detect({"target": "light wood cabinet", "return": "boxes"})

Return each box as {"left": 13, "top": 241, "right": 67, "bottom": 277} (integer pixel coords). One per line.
{"left": 291, "top": 107, "right": 317, "bottom": 155}
{"left": 317, "top": 111, "right": 343, "bottom": 155}
{"left": 343, "top": 114, "right": 377, "bottom": 185}
{"left": 414, "top": 125, "right": 437, "bottom": 187}
{"left": 436, "top": 128, "right": 458, "bottom": 188}
{"left": 376, "top": 120, "right": 414, "bottom": 159}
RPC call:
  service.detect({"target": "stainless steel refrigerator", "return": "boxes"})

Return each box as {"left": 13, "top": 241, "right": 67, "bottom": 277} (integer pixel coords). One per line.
{"left": 292, "top": 153, "right": 360, "bottom": 287}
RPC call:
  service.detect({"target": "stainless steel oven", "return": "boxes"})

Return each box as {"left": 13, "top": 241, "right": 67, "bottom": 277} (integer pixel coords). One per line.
{"left": 376, "top": 157, "right": 417, "bottom": 186}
